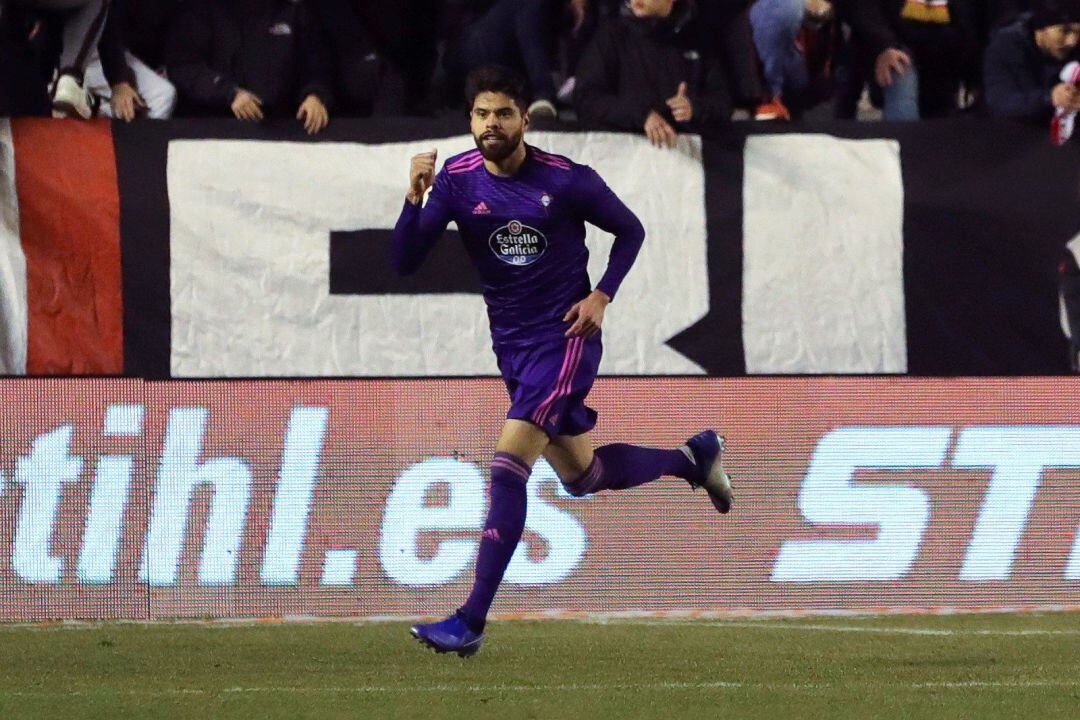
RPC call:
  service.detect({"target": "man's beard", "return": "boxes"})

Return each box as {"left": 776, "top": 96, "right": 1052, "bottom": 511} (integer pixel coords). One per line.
{"left": 474, "top": 129, "right": 522, "bottom": 162}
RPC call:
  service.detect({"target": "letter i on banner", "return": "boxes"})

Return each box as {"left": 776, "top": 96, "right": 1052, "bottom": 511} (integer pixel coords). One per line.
{"left": 141, "top": 407, "right": 252, "bottom": 586}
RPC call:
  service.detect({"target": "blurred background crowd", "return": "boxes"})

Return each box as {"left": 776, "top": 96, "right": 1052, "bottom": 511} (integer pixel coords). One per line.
{"left": 1, "top": 0, "right": 1079, "bottom": 141}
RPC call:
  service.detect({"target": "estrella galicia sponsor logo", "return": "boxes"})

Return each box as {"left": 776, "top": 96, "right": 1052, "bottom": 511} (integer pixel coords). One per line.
{"left": 489, "top": 219, "right": 547, "bottom": 266}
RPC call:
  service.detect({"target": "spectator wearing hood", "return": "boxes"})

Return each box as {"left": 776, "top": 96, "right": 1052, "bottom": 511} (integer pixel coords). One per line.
{"left": 984, "top": 0, "right": 1080, "bottom": 121}
{"left": 165, "top": 0, "right": 333, "bottom": 134}
{"left": 574, "top": 0, "right": 732, "bottom": 147}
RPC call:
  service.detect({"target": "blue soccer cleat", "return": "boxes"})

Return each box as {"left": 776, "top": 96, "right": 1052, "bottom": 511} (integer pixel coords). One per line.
{"left": 684, "top": 430, "right": 734, "bottom": 514}
{"left": 410, "top": 613, "right": 484, "bottom": 658}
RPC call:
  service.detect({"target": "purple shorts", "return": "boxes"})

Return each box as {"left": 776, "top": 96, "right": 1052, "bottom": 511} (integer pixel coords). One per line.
{"left": 496, "top": 334, "right": 602, "bottom": 438}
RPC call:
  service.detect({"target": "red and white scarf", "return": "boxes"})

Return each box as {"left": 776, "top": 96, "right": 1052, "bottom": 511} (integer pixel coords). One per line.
{"left": 1052, "top": 61, "right": 1080, "bottom": 146}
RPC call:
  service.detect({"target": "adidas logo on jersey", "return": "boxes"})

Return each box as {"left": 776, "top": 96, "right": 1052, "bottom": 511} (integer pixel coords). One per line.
{"left": 472, "top": 201, "right": 491, "bottom": 215}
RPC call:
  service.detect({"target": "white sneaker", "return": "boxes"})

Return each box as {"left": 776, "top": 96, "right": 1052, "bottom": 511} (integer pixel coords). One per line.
{"left": 51, "top": 73, "right": 96, "bottom": 119}
{"left": 683, "top": 430, "right": 734, "bottom": 514}
{"left": 527, "top": 98, "right": 558, "bottom": 120}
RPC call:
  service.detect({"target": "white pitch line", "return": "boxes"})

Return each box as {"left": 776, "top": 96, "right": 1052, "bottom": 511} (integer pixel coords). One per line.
{"left": 589, "top": 620, "right": 1080, "bottom": 637}
{"left": 913, "top": 680, "right": 1079, "bottom": 689}
{"left": 1, "top": 682, "right": 744, "bottom": 698}
{"left": 3, "top": 679, "right": 1078, "bottom": 699}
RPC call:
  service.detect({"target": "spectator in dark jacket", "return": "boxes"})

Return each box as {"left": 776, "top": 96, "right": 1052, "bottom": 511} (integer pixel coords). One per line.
{"left": 166, "top": 0, "right": 333, "bottom": 134}
{"left": 308, "top": 0, "right": 440, "bottom": 116}
{"left": 840, "top": 0, "right": 980, "bottom": 120}
{"left": 984, "top": 0, "right": 1080, "bottom": 121}
{"left": 123, "top": 0, "right": 181, "bottom": 69}
{"left": 703, "top": 0, "right": 766, "bottom": 113}
{"left": 575, "top": 0, "right": 732, "bottom": 147}
{"left": 306, "top": 0, "right": 380, "bottom": 115}
{"left": 990, "top": 1, "right": 1034, "bottom": 28}
{"left": 443, "top": 0, "right": 562, "bottom": 118}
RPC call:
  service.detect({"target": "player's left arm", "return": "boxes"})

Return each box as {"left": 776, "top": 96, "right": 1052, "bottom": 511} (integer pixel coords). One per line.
{"left": 564, "top": 166, "right": 646, "bottom": 338}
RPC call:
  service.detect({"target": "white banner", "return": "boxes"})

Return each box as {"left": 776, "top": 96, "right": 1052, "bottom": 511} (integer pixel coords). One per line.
{"left": 742, "top": 134, "right": 907, "bottom": 373}
{"left": 168, "top": 132, "right": 709, "bottom": 376}
{"left": 0, "top": 119, "right": 27, "bottom": 375}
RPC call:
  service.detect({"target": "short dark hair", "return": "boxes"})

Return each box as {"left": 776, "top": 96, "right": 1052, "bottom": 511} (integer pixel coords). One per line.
{"left": 464, "top": 65, "right": 531, "bottom": 112}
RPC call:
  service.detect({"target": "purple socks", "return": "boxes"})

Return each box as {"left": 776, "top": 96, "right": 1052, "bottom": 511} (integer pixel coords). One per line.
{"left": 562, "top": 443, "right": 695, "bottom": 497}
{"left": 459, "top": 452, "right": 531, "bottom": 633}
{"left": 458, "top": 444, "right": 693, "bottom": 631}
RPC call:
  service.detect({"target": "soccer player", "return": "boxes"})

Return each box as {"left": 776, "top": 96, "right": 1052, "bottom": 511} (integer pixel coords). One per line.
{"left": 395, "top": 65, "right": 733, "bottom": 658}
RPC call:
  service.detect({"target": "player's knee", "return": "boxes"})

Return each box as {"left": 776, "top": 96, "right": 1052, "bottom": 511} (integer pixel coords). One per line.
{"left": 560, "top": 455, "right": 603, "bottom": 496}
{"left": 559, "top": 475, "right": 591, "bottom": 497}
{"left": 559, "top": 465, "right": 598, "bottom": 497}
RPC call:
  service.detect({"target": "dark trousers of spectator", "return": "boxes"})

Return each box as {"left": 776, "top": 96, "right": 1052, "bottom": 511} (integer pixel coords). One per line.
{"left": 307, "top": 0, "right": 381, "bottom": 114}
{"left": 14, "top": 0, "right": 109, "bottom": 78}
{"left": 909, "top": 43, "right": 965, "bottom": 119}
{"left": 369, "top": 0, "right": 440, "bottom": 114}
{"left": 706, "top": 3, "right": 765, "bottom": 110}
{"left": 309, "top": 0, "right": 439, "bottom": 115}
{"left": 562, "top": 0, "right": 618, "bottom": 78}
{"left": 0, "top": 5, "right": 55, "bottom": 115}
{"left": 0, "top": 53, "right": 49, "bottom": 116}
{"left": 457, "top": 0, "right": 559, "bottom": 105}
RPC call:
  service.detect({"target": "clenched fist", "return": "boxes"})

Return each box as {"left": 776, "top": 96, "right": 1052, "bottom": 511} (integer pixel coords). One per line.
{"left": 407, "top": 149, "right": 437, "bottom": 205}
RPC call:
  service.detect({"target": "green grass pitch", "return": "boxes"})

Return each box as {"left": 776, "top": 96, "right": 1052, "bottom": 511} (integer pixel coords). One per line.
{"left": 1, "top": 613, "right": 1077, "bottom": 719}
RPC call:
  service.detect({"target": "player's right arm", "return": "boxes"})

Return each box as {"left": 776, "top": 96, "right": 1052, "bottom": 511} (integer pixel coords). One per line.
{"left": 391, "top": 149, "right": 453, "bottom": 275}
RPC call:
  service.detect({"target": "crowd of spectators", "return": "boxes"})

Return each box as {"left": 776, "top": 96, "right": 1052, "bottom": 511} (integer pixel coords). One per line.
{"left": 1, "top": 0, "right": 1079, "bottom": 141}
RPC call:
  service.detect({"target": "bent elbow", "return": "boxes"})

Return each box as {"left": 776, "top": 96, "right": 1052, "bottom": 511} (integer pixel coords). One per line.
{"left": 629, "top": 218, "right": 646, "bottom": 247}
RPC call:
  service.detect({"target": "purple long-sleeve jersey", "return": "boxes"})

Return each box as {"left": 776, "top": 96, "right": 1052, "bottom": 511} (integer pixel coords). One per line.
{"left": 391, "top": 144, "right": 646, "bottom": 349}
